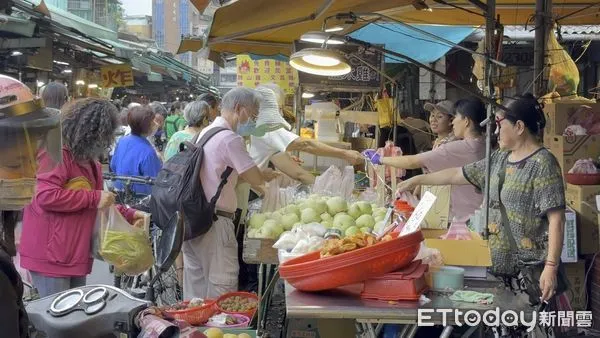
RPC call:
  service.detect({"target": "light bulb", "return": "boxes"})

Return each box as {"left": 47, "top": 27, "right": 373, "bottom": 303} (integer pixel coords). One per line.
{"left": 302, "top": 54, "right": 340, "bottom": 67}
{"left": 324, "top": 26, "right": 344, "bottom": 33}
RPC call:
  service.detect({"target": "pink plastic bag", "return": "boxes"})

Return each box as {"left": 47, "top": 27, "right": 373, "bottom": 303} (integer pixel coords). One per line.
{"left": 440, "top": 217, "right": 472, "bottom": 240}
{"left": 368, "top": 141, "right": 406, "bottom": 188}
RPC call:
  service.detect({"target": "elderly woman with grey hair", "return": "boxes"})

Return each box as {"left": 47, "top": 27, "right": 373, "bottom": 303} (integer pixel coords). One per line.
{"left": 164, "top": 100, "right": 211, "bottom": 161}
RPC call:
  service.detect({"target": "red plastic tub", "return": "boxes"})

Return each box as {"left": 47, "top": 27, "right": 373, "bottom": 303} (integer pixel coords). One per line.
{"left": 163, "top": 300, "right": 217, "bottom": 326}
{"left": 279, "top": 230, "right": 423, "bottom": 291}
{"left": 361, "top": 260, "right": 429, "bottom": 301}
{"left": 216, "top": 292, "right": 259, "bottom": 319}
{"left": 566, "top": 173, "right": 600, "bottom": 185}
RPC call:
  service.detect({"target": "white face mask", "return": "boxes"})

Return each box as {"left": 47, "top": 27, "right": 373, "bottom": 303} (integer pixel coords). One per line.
{"left": 0, "top": 178, "right": 35, "bottom": 210}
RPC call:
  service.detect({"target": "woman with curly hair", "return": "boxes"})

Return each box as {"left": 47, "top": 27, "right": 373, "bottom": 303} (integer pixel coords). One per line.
{"left": 110, "top": 105, "right": 162, "bottom": 195}
{"left": 19, "top": 98, "right": 146, "bottom": 297}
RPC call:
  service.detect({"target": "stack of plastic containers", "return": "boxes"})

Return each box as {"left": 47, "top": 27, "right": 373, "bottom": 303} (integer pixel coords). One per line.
{"left": 361, "top": 260, "right": 429, "bottom": 301}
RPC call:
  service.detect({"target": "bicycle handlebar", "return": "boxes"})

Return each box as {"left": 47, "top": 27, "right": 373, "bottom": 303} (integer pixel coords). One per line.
{"left": 103, "top": 173, "right": 155, "bottom": 185}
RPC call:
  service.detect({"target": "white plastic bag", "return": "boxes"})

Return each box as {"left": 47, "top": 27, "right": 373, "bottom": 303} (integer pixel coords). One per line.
{"left": 91, "top": 213, "right": 104, "bottom": 261}
{"left": 291, "top": 236, "right": 325, "bottom": 254}
{"left": 312, "top": 165, "right": 355, "bottom": 200}
{"left": 312, "top": 165, "right": 343, "bottom": 197}
{"left": 273, "top": 231, "right": 301, "bottom": 251}
{"left": 358, "top": 188, "right": 378, "bottom": 203}
{"left": 414, "top": 243, "right": 443, "bottom": 267}
{"left": 261, "top": 176, "right": 305, "bottom": 212}
{"left": 261, "top": 178, "right": 281, "bottom": 212}
{"left": 293, "top": 223, "right": 327, "bottom": 237}
{"left": 99, "top": 206, "right": 154, "bottom": 276}
{"left": 340, "top": 166, "right": 355, "bottom": 200}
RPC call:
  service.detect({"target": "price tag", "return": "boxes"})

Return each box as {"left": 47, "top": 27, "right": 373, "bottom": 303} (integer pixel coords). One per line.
{"left": 400, "top": 191, "right": 437, "bottom": 236}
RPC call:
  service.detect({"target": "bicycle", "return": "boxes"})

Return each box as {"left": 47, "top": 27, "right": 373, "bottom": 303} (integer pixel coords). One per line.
{"left": 102, "top": 172, "right": 183, "bottom": 306}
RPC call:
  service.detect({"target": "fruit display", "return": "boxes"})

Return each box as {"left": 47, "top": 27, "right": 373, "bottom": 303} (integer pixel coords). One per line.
{"left": 218, "top": 296, "right": 258, "bottom": 313}
{"left": 248, "top": 194, "right": 388, "bottom": 240}
{"left": 204, "top": 329, "right": 251, "bottom": 338}
{"left": 320, "top": 232, "right": 394, "bottom": 258}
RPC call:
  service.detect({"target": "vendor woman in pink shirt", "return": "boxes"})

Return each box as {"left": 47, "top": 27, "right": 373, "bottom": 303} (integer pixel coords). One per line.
{"left": 363, "top": 98, "right": 487, "bottom": 221}
{"left": 20, "top": 98, "right": 145, "bottom": 297}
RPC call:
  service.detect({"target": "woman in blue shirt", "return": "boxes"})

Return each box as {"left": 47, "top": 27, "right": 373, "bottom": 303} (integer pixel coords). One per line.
{"left": 110, "top": 105, "right": 162, "bottom": 195}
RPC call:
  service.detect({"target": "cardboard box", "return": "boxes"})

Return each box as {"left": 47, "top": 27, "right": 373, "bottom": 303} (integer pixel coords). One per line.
{"left": 543, "top": 102, "right": 600, "bottom": 136}
{"left": 421, "top": 185, "right": 451, "bottom": 229}
{"left": 422, "top": 229, "right": 492, "bottom": 278}
{"left": 564, "top": 261, "right": 586, "bottom": 311}
{"left": 565, "top": 184, "right": 600, "bottom": 254}
{"left": 561, "top": 208, "right": 578, "bottom": 263}
{"left": 545, "top": 135, "right": 600, "bottom": 175}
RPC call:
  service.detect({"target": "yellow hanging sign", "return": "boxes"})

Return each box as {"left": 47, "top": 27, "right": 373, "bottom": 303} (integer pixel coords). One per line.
{"left": 236, "top": 55, "right": 298, "bottom": 94}
{"left": 101, "top": 64, "right": 135, "bottom": 88}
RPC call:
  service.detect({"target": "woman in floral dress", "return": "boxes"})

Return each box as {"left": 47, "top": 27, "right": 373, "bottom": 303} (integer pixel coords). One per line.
{"left": 397, "top": 94, "right": 565, "bottom": 303}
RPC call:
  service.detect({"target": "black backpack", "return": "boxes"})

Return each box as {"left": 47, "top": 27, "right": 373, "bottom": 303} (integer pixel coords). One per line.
{"left": 151, "top": 127, "right": 233, "bottom": 241}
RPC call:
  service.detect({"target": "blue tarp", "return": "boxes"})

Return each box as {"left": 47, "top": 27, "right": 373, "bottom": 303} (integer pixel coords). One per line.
{"left": 349, "top": 23, "right": 477, "bottom": 64}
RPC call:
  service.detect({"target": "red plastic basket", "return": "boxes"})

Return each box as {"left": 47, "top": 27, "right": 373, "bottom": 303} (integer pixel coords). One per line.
{"left": 361, "top": 260, "right": 429, "bottom": 301}
{"left": 163, "top": 300, "right": 217, "bottom": 326}
{"left": 566, "top": 173, "right": 600, "bottom": 185}
{"left": 216, "top": 292, "right": 259, "bottom": 319}
{"left": 279, "top": 230, "right": 423, "bottom": 291}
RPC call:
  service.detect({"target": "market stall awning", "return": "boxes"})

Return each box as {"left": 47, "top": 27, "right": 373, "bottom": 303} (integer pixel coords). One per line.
{"left": 205, "top": 0, "right": 416, "bottom": 57}
{"left": 191, "top": 0, "right": 211, "bottom": 13}
{"left": 381, "top": 0, "right": 600, "bottom": 26}
{"left": 349, "top": 23, "right": 476, "bottom": 64}
{"left": 20, "top": 0, "right": 118, "bottom": 41}
{"left": 0, "top": 14, "right": 37, "bottom": 37}
{"left": 204, "top": 0, "right": 600, "bottom": 59}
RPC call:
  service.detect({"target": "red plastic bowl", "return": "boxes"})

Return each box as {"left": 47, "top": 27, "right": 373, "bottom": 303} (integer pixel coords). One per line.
{"left": 216, "top": 292, "right": 259, "bottom": 319}
{"left": 279, "top": 230, "right": 424, "bottom": 291}
{"left": 566, "top": 173, "right": 600, "bottom": 185}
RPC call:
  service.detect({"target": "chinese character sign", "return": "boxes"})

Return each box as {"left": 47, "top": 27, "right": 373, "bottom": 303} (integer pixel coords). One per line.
{"left": 236, "top": 55, "right": 298, "bottom": 94}
{"left": 101, "top": 65, "right": 135, "bottom": 88}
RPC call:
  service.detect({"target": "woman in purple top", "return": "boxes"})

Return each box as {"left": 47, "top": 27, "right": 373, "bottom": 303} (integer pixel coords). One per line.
{"left": 364, "top": 98, "right": 487, "bottom": 221}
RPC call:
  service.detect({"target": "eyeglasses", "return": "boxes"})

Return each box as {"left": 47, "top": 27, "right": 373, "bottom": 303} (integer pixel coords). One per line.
{"left": 495, "top": 116, "right": 506, "bottom": 129}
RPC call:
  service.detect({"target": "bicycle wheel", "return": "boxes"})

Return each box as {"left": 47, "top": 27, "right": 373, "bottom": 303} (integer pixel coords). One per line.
{"left": 152, "top": 264, "right": 182, "bottom": 306}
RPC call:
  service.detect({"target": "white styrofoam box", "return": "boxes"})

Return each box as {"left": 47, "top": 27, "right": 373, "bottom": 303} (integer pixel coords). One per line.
{"left": 304, "top": 102, "right": 339, "bottom": 120}
{"left": 315, "top": 120, "right": 339, "bottom": 142}
{"left": 561, "top": 207, "right": 578, "bottom": 263}
{"left": 596, "top": 194, "right": 600, "bottom": 211}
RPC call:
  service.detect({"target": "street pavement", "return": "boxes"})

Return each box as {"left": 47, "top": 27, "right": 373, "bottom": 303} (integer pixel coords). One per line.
{"left": 88, "top": 259, "right": 113, "bottom": 286}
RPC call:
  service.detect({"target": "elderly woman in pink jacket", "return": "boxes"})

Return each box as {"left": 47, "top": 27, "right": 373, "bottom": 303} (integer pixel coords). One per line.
{"left": 20, "top": 98, "right": 145, "bottom": 297}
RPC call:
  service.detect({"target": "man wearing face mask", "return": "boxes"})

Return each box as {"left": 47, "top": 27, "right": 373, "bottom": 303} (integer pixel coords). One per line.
{"left": 0, "top": 75, "right": 63, "bottom": 337}
{"left": 182, "top": 87, "right": 276, "bottom": 300}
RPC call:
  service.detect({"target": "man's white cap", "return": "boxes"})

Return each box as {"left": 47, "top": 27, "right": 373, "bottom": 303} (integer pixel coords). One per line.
{"left": 253, "top": 87, "right": 291, "bottom": 137}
